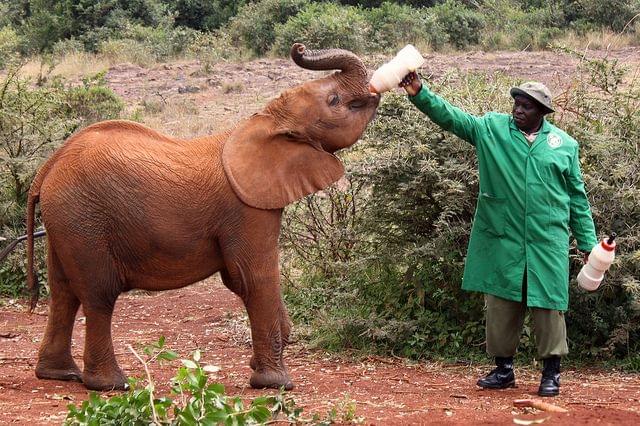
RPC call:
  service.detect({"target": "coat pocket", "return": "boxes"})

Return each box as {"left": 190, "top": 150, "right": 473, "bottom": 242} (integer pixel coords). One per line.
{"left": 476, "top": 193, "right": 507, "bottom": 237}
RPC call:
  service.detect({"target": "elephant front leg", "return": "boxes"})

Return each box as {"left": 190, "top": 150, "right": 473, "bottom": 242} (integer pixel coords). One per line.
{"left": 246, "top": 294, "right": 294, "bottom": 390}
{"left": 221, "top": 266, "right": 294, "bottom": 390}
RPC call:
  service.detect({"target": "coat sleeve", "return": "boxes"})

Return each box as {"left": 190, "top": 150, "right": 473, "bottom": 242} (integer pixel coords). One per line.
{"left": 409, "top": 85, "right": 483, "bottom": 146}
{"left": 566, "top": 144, "right": 598, "bottom": 251}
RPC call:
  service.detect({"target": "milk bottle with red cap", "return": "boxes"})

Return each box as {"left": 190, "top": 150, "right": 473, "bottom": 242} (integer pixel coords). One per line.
{"left": 369, "top": 44, "right": 425, "bottom": 94}
{"left": 577, "top": 233, "right": 616, "bottom": 291}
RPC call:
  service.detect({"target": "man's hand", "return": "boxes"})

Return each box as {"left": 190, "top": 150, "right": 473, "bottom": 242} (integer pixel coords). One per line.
{"left": 582, "top": 251, "right": 590, "bottom": 264}
{"left": 399, "top": 71, "right": 423, "bottom": 96}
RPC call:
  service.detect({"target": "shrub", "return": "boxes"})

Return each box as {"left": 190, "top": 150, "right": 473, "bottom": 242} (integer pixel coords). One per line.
{"left": 578, "top": 0, "right": 640, "bottom": 32}
{"left": 227, "top": 0, "right": 309, "bottom": 56}
{"left": 186, "top": 30, "right": 241, "bottom": 73}
{"left": 283, "top": 58, "right": 640, "bottom": 362}
{"left": 551, "top": 49, "right": 640, "bottom": 360}
{"left": 363, "top": 2, "right": 425, "bottom": 52}
{"left": 98, "top": 38, "right": 157, "bottom": 67}
{"left": 171, "top": 0, "right": 248, "bottom": 31}
{"left": 431, "top": 0, "right": 485, "bottom": 49}
{"left": 271, "top": 2, "right": 371, "bottom": 56}
{"left": 64, "top": 338, "right": 306, "bottom": 425}
{"left": 0, "top": 66, "right": 124, "bottom": 297}
{"left": 0, "top": 26, "right": 21, "bottom": 69}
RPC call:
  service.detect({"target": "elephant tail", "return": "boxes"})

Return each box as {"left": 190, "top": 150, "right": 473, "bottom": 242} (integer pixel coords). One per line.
{"left": 27, "top": 190, "right": 40, "bottom": 312}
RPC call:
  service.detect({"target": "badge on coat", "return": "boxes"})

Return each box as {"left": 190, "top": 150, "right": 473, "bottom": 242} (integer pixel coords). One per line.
{"left": 547, "top": 133, "right": 563, "bottom": 149}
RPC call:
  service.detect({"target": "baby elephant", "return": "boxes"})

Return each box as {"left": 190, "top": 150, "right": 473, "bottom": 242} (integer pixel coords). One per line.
{"left": 24, "top": 44, "right": 380, "bottom": 391}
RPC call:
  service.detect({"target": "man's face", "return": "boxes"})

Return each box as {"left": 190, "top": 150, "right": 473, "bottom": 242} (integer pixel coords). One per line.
{"left": 512, "top": 95, "right": 544, "bottom": 132}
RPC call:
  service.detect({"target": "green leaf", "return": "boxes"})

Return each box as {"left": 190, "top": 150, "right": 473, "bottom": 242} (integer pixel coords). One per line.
{"left": 158, "top": 350, "right": 179, "bottom": 361}
{"left": 181, "top": 359, "right": 198, "bottom": 369}
{"left": 248, "top": 406, "right": 271, "bottom": 423}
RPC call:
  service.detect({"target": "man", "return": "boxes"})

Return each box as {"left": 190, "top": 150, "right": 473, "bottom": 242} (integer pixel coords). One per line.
{"left": 399, "top": 72, "right": 597, "bottom": 397}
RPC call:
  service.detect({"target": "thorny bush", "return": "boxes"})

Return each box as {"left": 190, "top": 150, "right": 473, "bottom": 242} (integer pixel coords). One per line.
{"left": 281, "top": 52, "right": 640, "bottom": 366}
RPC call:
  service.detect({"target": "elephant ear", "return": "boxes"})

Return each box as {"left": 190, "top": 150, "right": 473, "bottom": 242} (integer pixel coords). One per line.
{"left": 222, "top": 114, "right": 345, "bottom": 210}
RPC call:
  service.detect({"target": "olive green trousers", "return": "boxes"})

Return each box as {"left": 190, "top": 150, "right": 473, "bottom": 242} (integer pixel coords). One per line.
{"left": 484, "top": 293, "right": 569, "bottom": 359}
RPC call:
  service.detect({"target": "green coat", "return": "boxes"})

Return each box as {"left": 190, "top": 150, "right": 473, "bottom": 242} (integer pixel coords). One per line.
{"left": 409, "top": 86, "right": 597, "bottom": 310}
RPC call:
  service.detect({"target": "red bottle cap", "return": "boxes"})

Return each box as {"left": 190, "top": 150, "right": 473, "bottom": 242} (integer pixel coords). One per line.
{"left": 601, "top": 239, "right": 616, "bottom": 251}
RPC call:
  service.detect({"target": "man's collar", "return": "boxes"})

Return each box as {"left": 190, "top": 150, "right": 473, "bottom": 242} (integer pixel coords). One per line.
{"left": 509, "top": 117, "right": 551, "bottom": 135}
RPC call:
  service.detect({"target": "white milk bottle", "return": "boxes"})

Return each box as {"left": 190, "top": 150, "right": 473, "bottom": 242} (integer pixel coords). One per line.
{"left": 577, "top": 233, "right": 616, "bottom": 291}
{"left": 369, "top": 44, "right": 425, "bottom": 93}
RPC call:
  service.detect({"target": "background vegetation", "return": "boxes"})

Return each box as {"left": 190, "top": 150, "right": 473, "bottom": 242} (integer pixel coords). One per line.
{"left": 1, "top": 0, "right": 639, "bottom": 367}
{"left": 281, "top": 52, "right": 640, "bottom": 367}
{"left": 0, "top": 0, "right": 638, "bottom": 66}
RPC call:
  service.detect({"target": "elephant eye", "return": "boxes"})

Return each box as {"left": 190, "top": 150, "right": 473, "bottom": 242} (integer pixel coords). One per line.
{"left": 348, "top": 99, "right": 367, "bottom": 110}
{"left": 328, "top": 94, "right": 340, "bottom": 107}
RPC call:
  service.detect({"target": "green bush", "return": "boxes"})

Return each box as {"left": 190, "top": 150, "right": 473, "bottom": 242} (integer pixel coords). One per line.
{"left": 0, "top": 66, "right": 124, "bottom": 298}
{"left": 432, "top": 0, "right": 485, "bottom": 49}
{"left": 282, "top": 57, "right": 640, "bottom": 363}
{"left": 578, "top": 0, "right": 640, "bottom": 32}
{"left": 65, "top": 338, "right": 304, "bottom": 425}
{"left": 478, "top": 0, "right": 564, "bottom": 50}
{"left": 186, "top": 30, "right": 240, "bottom": 73}
{"left": 551, "top": 49, "right": 640, "bottom": 361}
{"left": 271, "top": 2, "right": 371, "bottom": 56}
{"left": 363, "top": 2, "right": 425, "bottom": 52}
{"left": 228, "top": 0, "right": 309, "bottom": 56}
{"left": 98, "top": 22, "right": 200, "bottom": 63}
{"left": 171, "top": 0, "right": 248, "bottom": 31}
{"left": 0, "top": 26, "right": 21, "bottom": 69}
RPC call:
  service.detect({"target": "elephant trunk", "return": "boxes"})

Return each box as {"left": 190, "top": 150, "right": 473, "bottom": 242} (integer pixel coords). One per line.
{"left": 290, "top": 43, "right": 367, "bottom": 82}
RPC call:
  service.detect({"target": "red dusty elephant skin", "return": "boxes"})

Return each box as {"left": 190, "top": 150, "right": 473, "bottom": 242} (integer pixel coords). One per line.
{"left": 24, "top": 43, "right": 380, "bottom": 391}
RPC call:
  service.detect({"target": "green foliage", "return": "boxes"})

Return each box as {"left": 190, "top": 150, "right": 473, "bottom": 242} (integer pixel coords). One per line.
{"left": 186, "top": 30, "right": 240, "bottom": 73}
{"left": 431, "top": 0, "right": 485, "bottom": 49}
{"left": 575, "top": 0, "right": 640, "bottom": 32}
{"left": 478, "top": 0, "right": 566, "bottom": 50}
{"left": 0, "top": 65, "right": 124, "bottom": 297}
{"left": 362, "top": 2, "right": 425, "bottom": 51}
{"left": 282, "top": 57, "right": 640, "bottom": 362}
{"left": 0, "top": 26, "right": 21, "bottom": 69}
{"left": 170, "top": 0, "right": 247, "bottom": 31}
{"left": 227, "top": 0, "right": 309, "bottom": 56}
{"left": 65, "top": 337, "right": 305, "bottom": 425}
{"left": 271, "top": 2, "right": 371, "bottom": 55}
{"left": 550, "top": 47, "right": 640, "bottom": 360}
{"left": 62, "top": 72, "right": 125, "bottom": 126}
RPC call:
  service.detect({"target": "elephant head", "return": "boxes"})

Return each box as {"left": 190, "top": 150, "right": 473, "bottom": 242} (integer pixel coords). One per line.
{"left": 222, "top": 43, "right": 380, "bottom": 210}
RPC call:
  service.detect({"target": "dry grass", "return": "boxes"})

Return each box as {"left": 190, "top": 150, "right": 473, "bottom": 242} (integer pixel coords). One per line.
{"left": 20, "top": 52, "right": 110, "bottom": 80}
{"left": 555, "top": 28, "right": 640, "bottom": 51}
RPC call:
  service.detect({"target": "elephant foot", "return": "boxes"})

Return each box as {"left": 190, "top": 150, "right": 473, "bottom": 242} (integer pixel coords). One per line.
{"left": 83, "top": 367, "right": 128, "bottom": 391}
{"left": 250, "top": 368, "right": 294, "bottom": 391}
{"left": 35, "top": 362, "right": 83, "bottom": 383}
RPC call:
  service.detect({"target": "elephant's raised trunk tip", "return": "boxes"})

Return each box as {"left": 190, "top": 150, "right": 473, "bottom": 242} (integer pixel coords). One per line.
{"left": 291, "top": 43, "right": 305, "bottom": 58}
{"left": 290, "top": 43, "right": 367, "bottom": 81}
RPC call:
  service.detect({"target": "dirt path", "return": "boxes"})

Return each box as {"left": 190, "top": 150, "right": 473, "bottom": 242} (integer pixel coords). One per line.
{"left": 2, "top": 48, "right": 640, "bottom": 424}
{"left": 1, "top": 279, "right": 640, "bottom": 425}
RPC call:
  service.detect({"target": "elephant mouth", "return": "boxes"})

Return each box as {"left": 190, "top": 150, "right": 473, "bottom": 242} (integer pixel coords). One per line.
{"left": 367, "top": 93, "right": 381, "bottom": 122}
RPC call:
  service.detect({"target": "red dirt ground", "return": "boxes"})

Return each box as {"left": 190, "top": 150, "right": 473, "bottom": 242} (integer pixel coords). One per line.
{"left": 2, "top": 279, "right": 640, "bottom": 425}
{"left": 2, "top": 47, "right": 640, "bottom": 424}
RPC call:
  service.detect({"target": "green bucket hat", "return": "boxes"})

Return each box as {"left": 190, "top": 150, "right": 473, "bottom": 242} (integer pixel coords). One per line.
{"left": 510, "top": 81, "right": 554, "bottom": 114}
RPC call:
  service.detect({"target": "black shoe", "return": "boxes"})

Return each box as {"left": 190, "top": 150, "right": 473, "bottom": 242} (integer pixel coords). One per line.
{"left": 477, "top": 357, "right": 516, "bottom": 389}
{"left": 538, "top": 356, "right": 561, "bottom": 397}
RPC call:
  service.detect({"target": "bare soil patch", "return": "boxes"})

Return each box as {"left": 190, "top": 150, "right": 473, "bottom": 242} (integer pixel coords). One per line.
{"left": 2, "top": 279, "right": 640, "bottom": 425}
{"left": 2, "top": 48, "right": 640, "bottom": 424}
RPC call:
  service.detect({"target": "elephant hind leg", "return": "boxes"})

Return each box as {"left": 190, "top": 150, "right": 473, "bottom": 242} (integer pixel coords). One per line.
{"left": 35, "top": 247, "right": 82, "bottom": 383}
{"left": 82, "top": 306, "right": 128, "bottom": 391}
{"left": 80, "top": 267, "right": 128, "bottom": 391}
